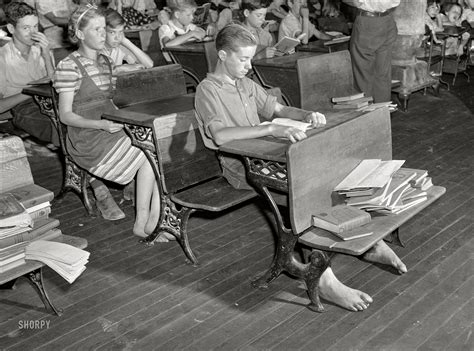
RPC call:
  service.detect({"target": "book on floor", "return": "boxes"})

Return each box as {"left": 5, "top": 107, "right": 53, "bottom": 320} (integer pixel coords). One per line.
{"left": 312, "top": 204, "right": 371, "bottom": 234}
{"left": 8, "top": 183, "right": 54, "bottom": 210}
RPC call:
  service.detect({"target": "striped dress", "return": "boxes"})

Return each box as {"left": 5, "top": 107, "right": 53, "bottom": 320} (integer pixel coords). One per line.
{"left": 53, "top": 52, "right": 146, "bottom": 185}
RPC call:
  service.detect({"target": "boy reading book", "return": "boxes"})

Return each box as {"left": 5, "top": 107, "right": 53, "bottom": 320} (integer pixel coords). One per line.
{"left": 195, "top": 24, "right": 408, "bottom": 312}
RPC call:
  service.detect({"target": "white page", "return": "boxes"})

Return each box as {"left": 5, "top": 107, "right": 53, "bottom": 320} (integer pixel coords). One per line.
{"left": 357, "top": 160, "right": 405, "bottom": 188}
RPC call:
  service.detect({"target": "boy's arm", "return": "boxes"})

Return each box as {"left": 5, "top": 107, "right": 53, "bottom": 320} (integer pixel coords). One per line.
{"left": 121, "top": 37, "right": 154, "bottom": 68}
{"left": 32, "top": 32, "right": 55, "bottom": 77}
{"left": 43, "top": 12, "right": 69, "bottom": 27}
{"left": 273, "top": 103, "right": 326, "bottom": 127}
{"left": 300, "top": 8, "right": 310, "bottom": 44}
{"left": 162, "top": 29, "right": 206, "bottom": 47}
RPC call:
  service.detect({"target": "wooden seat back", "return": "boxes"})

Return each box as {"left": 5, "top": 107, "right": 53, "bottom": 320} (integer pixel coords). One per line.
{"left": 152, "top": 113, "right": 222, "bottom": 195}
{"left": 114, "top": 64, "right": 187, "bottom": 108}
{"left": 296, "top": 50, "right": 358, "bottom": 111}
{"left": 287, "top": 109, "right": 392, "bottom": 234}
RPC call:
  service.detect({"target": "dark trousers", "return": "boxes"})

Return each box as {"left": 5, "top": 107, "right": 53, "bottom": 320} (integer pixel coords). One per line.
{"left": 11, "top": 99, "right": 59, "bottom": 146}
{"left": 350, "top": 14, "right": 398, "bottom": 103}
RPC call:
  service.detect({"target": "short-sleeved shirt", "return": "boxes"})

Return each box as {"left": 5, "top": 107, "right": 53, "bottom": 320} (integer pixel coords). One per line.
{"left": 278, "top": 13, "right": 316, "bottom": 41}
{"left": 53, "top": 52, "right": 117, "bottom": 94}
{"left": 195, "top": 73, "right": 277, "bottom": 189}
{"left": 0, "top": 41, "right": 47, "bottom": 98}
{"left": 158, "top": 20, "right": 198, "bottom": 48}
{"left": 102, "top": 45, "right": 137, "bottom": 66}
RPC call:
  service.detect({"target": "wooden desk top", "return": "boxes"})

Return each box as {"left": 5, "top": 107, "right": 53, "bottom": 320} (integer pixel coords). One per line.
{"left": 22, "top": 82, "right": 52, "bottom": 97}
{"left": 0, "top": 235, "right": 88, "bottom": 285}
{"left": 439, "top": 25, "right": 470, "bottom": 37}
{"left": 220, "top": 109, "right": 367, "bottom": 162}
{"left": 102, "top": 94, "right": 195, "bottom": 127}
{"left": 297, "top": 40, "right": 331, "bottom": 53}
{"left": 164, "top": 41, "right": 207, "bottom": 53}
{"left": 252, "top": 51, "right": 323, "bottom": 68}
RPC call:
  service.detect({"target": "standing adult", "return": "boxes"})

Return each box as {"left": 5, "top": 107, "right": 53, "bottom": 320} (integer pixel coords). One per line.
{"left": 343, "top": 0, "right": 400, "bottom": 103}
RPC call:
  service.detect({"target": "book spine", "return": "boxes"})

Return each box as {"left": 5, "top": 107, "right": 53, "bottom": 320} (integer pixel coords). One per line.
{"left": 30, "top": 206, "right": 51, "bottom": 221}
{"left": 0, "top": 218, "right": 60, "bottom": 249}
{"left": 9, "top": 185, "right": 54, "bottom": 209}
{"left": 340, "top": 213, "right": 371, "bottom": 232}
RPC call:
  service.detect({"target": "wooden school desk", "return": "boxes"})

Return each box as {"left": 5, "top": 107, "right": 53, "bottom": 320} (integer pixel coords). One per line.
{"left": 0, "top": 235, "right": 88, "bottom": 316}
{"left": 220, "top": 108, "right": 445, "bottom": 311}
{"left": 165, "top": 41, "right": 217, "bottom": 85}
{"left": 252, "top": 51, "right": 324, "bottom": 107}
{"left": 297, "top": 38, "right": 350, "bottom": 54}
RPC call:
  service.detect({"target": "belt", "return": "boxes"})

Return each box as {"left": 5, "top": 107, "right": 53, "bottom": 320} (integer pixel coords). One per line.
{"left": 358, "top": 8, "right": 394, "bottom": 17}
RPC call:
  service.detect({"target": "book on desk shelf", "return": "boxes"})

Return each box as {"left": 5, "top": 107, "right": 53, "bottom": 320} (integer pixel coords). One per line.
{"left": 260, "top": 118, "right": 313, "bottom": 132}
{"left": 331, "top": 92, "right": 365, "bottom": 103}
{"left": 312, "top": 204, "right": 371, "bottom": 234}
{"left": 0, "top": 217, "right": 60, "bottom": 249}
{"left": 0, "top": 193, "right": 33, "bottom": 231}
{"left": 26, "top": 240, "right": 90, "bottom": 284}
{"left": 323, "top": 35, "right": 350, "bottom": 46}
{"left": 335, "top": 159, "right": 405, "bottom": 192}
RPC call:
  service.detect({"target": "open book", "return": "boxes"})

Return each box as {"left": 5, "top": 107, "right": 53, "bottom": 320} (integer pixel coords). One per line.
{"left": 260, "top": 118, "right": 313, "bottom": 132}
{"left": 274, "top": 35, "right": 304, "bottom": 54}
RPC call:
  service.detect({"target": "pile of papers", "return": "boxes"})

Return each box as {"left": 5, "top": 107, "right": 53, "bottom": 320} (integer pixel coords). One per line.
{"left": 335, "top": 160, "right": 433, "bottom": 214}
{"left": 26, "top": 240, "right": 90, "bottom": 284}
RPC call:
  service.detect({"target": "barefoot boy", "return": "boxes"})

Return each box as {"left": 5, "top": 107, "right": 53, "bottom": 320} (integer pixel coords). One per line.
{"left": 195, "top": 24, "right": 406, "bottom": 311}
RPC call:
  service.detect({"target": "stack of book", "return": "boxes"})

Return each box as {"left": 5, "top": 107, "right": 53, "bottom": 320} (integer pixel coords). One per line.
{"left": 345, "top": 168, "right": 433, "bottom": 214}
{"left": 312, "top": 204, "right": 373, "bottom": 241}
{"left": 0, "top": 136, "right": 57, "bottom": 273}
{"left": 331, "top": 92, "right": 374, "bottom": 110}
{"left": 25, "top": 241, "right": 90, "bottom": 284}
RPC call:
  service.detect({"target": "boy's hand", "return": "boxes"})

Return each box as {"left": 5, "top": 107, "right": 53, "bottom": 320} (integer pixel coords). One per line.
{"left": 31, "top": 32, "right": 50, "bottom": 52}
{"left": 265, "top": 46, "right": 277, "bottom": 58}
{"left": 101, "top": 120, "right": 124, "bottom": 133}
{"left": 305, "top": 111, "right": 326, "bottom": 127}
{"left": 192, "top": 28, "right": 207, "bottom": 40}
{"left": 269, "top": 124, "right": 307, "bottom": 143}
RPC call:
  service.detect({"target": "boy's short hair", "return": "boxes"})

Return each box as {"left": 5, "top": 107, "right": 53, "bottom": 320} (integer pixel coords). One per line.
{"left": 241, "top": 0, "right": 272, "bottom": 12}
{"left": 5, "top": 2, "right": 37, "bottom": 26}
{"left": 215, "top": 24, "right": 258, "bottom": 53}
{"left": 105, "top": 8, "right": 126, "bottom": 28}
{"left": 443, "top": 2, "right": 462, "bottom": 15}
{"left": 167, "top": 0, "right": 198, "bottom": 13}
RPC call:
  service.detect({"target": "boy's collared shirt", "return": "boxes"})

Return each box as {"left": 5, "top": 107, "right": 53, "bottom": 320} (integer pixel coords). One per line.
{"left": 102, "top": 45, "right": 137, "bottom": 66}
{"left": 343, "top": 0, "right": 400, "bottom": 13}
{"left": 0, "top": 41, "right": 47, "bottom": 98}
{"left": 158, "top": 20, "right": 198, "bottom": 48}
{"left": 195, "top": 73, "right": 277, "bottom": 150}
{"left": 278, "top": 12, "right": 316, "bottom": 41}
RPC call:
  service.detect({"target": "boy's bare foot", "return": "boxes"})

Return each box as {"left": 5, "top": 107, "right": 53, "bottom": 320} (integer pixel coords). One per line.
{"left": 363, "top": 240, "right": 407, "bottom": 274}
{"left": 318, "top": 267, "right": 373, "bottom": 312}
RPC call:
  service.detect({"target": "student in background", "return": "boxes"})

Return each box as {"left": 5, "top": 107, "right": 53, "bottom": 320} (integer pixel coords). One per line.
{"left": 241, "top": 0, "right": 276, "bottom": 59}
{"left": 439, "top": 2, "right": 470, "bottom": 56}
{"left": 278, "top": 0, "right": 331, "bottom": 43}
{"left": 425, "top": 0, "right": 443, "bottom": 44}
{"left": 53, "top": 5, "right": 171, "bottom": 239}
{"left": 196, "top": 24, "right": 409, "bottom": 311}
{"left": 158, "top": 0, "right": 207, "bottom": 50}
{"left": 103, "top": 8, "right": 153, "bottom": 72}
{"left": 0, "top": 2, "right": 58, "bottom": 146}
{"left": 267, "top": 0, "right": 289, "bottom": 20}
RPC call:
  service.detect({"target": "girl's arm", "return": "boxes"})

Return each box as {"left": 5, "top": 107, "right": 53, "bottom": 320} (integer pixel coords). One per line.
{"left": 121, "top": 37, "right": 153, "bottom": 68}
{"left": 58, "top": 90, "right": 123, "bottom": 133}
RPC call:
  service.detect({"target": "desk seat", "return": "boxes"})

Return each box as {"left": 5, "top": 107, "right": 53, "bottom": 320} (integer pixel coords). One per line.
{"left": 171, "top": 177, "right": 256, "bottom": 211}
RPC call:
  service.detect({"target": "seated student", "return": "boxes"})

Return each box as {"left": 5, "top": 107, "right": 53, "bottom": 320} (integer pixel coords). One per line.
{"left": 241, "top": 0, "right": 277, "bottom": 59}
{"left": 158, "top": 0, "right": 207, "bottom": 50}
{"left": 278, "top": 0, "right": 332, "bottom": 44}
{"left": 24, "top": 0, "right": 76, "bottom": 49}
{"left": 0, "top": 2, "right": 58, "bottom": 146}
{"left": 425, "top": 0, "right": 444, "bottom": 45}
{"left": 267, "top": 0, "right": 289, "bottom": 20}
{"left": 53, "top": 5, "right": 173, "bottom": 240}
{"left": 109, "top": 0, "right": 158, "bottom": 28}
{"left": 195, "top": 24, "right": 408, "bottom": 311}
{"left": 439, "top": 2, "right": 470, "bottom": 56}
{"left": 102, "top": 8, "right": 153, "bottom": 73}
{"left": 461, "top": 0, "right": 474, "bottom": 26}
{"left": 216, "top": 0, "right": 244, "bottom": 31}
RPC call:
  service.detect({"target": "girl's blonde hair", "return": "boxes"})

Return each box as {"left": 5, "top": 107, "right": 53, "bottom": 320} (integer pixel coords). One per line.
{"left": 68, "top": 4, "right": 106, "bottom": 44}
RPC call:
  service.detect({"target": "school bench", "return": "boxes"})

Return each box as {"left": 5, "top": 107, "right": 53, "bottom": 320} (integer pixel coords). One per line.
{"left": 220, "top": 108, "right": 445, "bottom": 312}
{"left": 22, "top": 64, "right": 187, "bottom": 216}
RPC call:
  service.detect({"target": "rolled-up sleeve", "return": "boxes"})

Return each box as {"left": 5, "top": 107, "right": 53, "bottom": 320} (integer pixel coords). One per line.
{"left": 252, "top": 81, "right": 277, "bottom": 121}
{"left": 53, "top": 59, "right": 80, "bottom": 94}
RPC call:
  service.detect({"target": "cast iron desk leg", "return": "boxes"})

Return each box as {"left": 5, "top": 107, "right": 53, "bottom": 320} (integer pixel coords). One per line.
{"left": 27, "top": 268, "right": 63, "bottom": 316}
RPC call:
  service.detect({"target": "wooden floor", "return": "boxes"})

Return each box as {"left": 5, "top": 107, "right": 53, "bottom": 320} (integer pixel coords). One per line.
{"left": 1, "top": 68, "right": 473, "bottom": 350}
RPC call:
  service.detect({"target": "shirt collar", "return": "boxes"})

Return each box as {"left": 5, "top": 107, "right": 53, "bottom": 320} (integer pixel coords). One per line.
{"left": 205, "top": 72, "right": 244, "bottom": 88}
{"left": 7, "top": 40, "right": 39, "bottom": 60}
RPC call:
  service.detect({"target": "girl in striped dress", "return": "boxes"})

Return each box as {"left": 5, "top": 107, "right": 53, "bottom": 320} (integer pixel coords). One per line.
{"left": 53, "top": 4, "right": 170, "bottom": 241}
